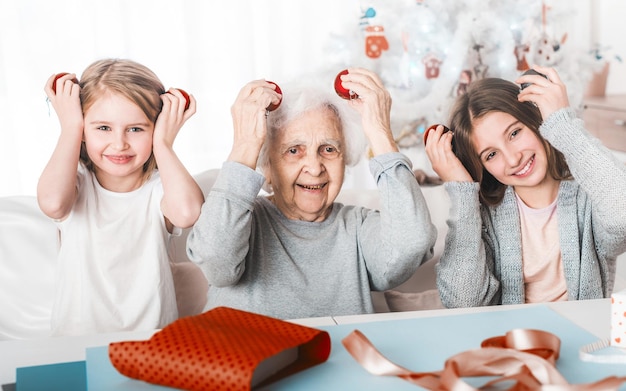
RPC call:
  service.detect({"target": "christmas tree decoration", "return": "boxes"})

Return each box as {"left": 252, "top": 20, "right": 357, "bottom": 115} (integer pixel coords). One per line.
{"left": 334, "top": 69, "right": 358, "bottom": 100}
{"left": 266, "top": 81, "right": 282, "bottom": 112}
{"left": 328, "top": 0, "right": 597, "bottom": 152}
{"left": 422, "top": 123, "right": 451, "bottom": 146}
{"left": 520, "top": 69, "right": 548, "bottom": 90}
{"left": 169, "top": 88, "right": 191, "bottom": 111}
{"left": 364, "top": 25, "right": 389, "bottom": 59}
{"left": 51, "top": 72, "right": 78, "bottom": 93}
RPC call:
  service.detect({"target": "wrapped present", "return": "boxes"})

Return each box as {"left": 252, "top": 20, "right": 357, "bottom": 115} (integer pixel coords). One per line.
{"left": 611, "top": 289, "right": 626, "bottom": 348}
{"left": 109, "top": 306, "right": 331, "bottom": 391}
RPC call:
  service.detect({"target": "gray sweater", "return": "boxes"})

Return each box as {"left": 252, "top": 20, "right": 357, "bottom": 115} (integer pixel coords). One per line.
{"left": 437, "top": 108, "right": 626, "bottom": 308}
{"left": 187, "top": 152, "right": 436, "bottom": 319}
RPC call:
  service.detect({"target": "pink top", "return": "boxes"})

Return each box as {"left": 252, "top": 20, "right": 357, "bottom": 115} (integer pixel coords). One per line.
{"left": 516, "top": 194, "right": 567, "bottom": 303}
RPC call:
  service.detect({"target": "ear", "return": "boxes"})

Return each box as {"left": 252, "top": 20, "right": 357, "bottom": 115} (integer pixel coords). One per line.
{"left": 261, "top": 171, "right": 273, "bottom": 194}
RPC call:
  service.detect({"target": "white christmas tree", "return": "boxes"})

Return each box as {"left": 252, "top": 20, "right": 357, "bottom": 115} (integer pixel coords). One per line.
{"left": 326, "top": 0, "right": 597, "bottom": 150}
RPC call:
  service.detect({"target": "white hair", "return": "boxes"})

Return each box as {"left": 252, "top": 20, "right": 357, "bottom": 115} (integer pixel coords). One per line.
{"left": 257, "top": 72, "right": 366, "bottom": 174}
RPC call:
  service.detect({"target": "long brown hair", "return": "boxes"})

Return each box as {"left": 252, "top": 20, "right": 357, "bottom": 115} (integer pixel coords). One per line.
{"left": 78, "top": 58, "right": 165, "bottom": 182}
{"left": 449, "top": 78, "right": 571, "bottom": 206}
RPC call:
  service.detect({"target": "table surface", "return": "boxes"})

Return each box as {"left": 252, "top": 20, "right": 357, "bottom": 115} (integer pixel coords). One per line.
{"left": 0, "top": 299, "right": 613, "bottom": 387}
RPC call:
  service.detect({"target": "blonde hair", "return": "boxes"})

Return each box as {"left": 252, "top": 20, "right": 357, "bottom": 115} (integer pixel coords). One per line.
{"left": 258, "top": 73, "right": 366, "bottom": 173}
{"left": 78, "top": 58, "right": 165, "bottom": 181}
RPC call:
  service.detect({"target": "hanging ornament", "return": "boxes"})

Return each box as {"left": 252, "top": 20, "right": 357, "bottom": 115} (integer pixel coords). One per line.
{"left": 359, "top": 7, "right": 376, "bottom": 27}
{"left": 512, "top": 29, "right": 531, "bottom": 71}
{"left": 422, "top": 52, "right": 443, "bottom": 79}
{"left": 51, "top": 72, "right": 79, "bottom": 93}
{"left": 265, "top": 81, "right": 282, "bottom": 112}
{"left": 364, "top": 25, "right": 389, "bottom": 59}
{"left": 514, "top": 43, "right": 530, "bottom": 71}
{"left": 453, "top": 69, "right": 473, "bottom": 97}
{"left": 534, "top": 29, "right": 568, "bottom": 66}
{"left": 533, "top": 1, "right": 568, "bottom": 66}
{"left": 168, "top": 88, "right": 191, "bottom": 111}
{"left": 422, "top": 123, "right": 451, "bottom": 146}
{"left": 472, "top": 43, "right": 489, "bottom": 80}
{"left": 334, "top": 70, "right": 358, "bottom": 100}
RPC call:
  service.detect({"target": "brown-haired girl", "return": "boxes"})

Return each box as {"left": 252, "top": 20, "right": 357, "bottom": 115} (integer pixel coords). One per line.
{"left": 425, "top": 65, "right": 626, "bottom": 307}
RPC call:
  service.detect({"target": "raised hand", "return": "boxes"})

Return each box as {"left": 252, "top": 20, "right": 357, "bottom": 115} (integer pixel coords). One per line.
{"left": 337, "top": 68, "right": 396, "bottom": 156}
{"left": 154, "top": 88, "right": 196, "bottom": 148}
{"left": 516, "top": 65, "right": 569, "bottom": 120}
{"left": 424, "top": 124, "right": 473, "bottom": 183}
{"left": 228, "top": 80, "right": 282, "bottom": 168}
{"left": 44, "top": 72, "right": 83, "bottom": 133}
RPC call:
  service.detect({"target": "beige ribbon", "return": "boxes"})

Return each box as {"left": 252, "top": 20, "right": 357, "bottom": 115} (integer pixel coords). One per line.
{"left": 342, "top": 328, "right": 626, "bottom": 390}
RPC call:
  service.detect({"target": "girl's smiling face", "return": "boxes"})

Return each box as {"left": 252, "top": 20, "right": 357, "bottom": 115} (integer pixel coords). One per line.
{"left": 83, "top": 91, "right": 154, "bottom": 192}
{"left": 471, "top": 111, "right": 552, "bottom": 194}
{"left": 267, "top": 106, "right": 345, "bottom": 222}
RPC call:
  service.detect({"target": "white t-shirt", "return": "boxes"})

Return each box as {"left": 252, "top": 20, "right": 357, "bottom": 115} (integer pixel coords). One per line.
{"left": 51, "top": 164, "right": 178, "bottom": 336}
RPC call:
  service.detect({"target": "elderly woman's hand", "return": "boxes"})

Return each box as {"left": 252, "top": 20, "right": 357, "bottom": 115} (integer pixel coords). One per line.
{"left": 228, "top": 80, "right": 282, "bottom": 169}
{"left": 338, "top": 68, "right": 398, "bottom": 156}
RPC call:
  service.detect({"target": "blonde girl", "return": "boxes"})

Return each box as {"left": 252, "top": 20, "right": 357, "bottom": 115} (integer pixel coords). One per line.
{"left": 38, "top": 59, "right": 203, "bottom": 335}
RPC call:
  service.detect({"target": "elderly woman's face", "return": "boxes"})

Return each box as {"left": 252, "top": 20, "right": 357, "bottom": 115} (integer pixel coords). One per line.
{"left": 267, "top": 106, "right": 345, "bottom": 222}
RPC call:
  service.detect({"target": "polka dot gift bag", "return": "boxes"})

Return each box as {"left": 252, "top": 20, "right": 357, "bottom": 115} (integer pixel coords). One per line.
{"left": 108, "top": 306, "right": 331, "bottom": 391}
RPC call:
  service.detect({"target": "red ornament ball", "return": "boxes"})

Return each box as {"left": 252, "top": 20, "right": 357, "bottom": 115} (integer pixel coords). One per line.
{"left": 178, "top": 88, "right": 191, "bottom": 110}
{"left": 334, "top": 69, "right": 357, "bottom": 100}
{"left": 52, "top": 72, "right": 79, "bottom": 93}
{"left": 423, "top": 124, "right": 451, "bottom": 145}
{"left": 266, "top": 81, "right": 282, "bottom": 111}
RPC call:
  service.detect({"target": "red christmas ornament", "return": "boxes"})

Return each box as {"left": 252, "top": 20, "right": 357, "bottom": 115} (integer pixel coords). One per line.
{"left": 51, "top": 72, "right": 78, "bottom": 93}
{"left": 266, "top": 81, "right": 282, "bottom": 111}
{"left": 169, "top": 88, "right": 191, "bottom": 110}
{"left": 334, "top": 70, "right": 358, "bottom": 100}
{"left": 423, "top": 124, "right": 451, "bottom": 145}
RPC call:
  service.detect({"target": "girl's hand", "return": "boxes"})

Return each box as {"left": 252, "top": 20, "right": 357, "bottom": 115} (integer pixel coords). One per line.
{"left": 227, "top": 80, "right": 281, "bottom": 168}
{"left": 153, "top": 88, "right": 196, "bottom": 148}
{"left": 424, "top": 125, "right": 473, "bottom": 182}
{"left": 516, "top": 65, "right": 569, "bottom": 120}
{"left": 44, "top": 73, "right": 83, "bottom": 133}
{"left": 339, "top": 68, "right": 397, "bottom": 156}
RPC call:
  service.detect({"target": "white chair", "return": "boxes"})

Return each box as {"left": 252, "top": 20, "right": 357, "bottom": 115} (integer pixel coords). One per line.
{"left": 0, "top": 196, "right": 58, "bottom": 339}
{"left": 168, "top": 169, "right": 219, "bottom": 317}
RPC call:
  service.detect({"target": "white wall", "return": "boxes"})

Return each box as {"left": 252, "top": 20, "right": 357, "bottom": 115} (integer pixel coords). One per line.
{"left": 594, "top": 0, "right": 626, "bottom": 94}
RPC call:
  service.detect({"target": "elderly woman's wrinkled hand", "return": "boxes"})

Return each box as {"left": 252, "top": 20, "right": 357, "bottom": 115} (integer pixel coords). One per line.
{"left": 338, "top": 68, "right": 397, "bottom": 156}
{"left": 228, "top": 80, "right": 282, "bottom": 169}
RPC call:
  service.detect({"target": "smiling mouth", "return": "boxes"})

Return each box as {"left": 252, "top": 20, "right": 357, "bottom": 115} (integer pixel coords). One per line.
{"left": 105, "top": 155, "right": 134, "bottom": 164}
{"left": 298, "top": 183, "right": 327, "bottom": 190}
{"left": 514, "top": 156, "right": 534, "bottom": 176}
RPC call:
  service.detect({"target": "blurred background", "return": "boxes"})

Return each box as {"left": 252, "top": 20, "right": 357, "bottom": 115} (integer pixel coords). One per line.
{"left": 1, "top": 0, "right": 624, "bottom": 196}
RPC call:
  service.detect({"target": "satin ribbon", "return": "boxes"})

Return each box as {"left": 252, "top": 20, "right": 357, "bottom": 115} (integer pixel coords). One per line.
{"left": 342, "top": 328, "right": 626, "bottom": 390}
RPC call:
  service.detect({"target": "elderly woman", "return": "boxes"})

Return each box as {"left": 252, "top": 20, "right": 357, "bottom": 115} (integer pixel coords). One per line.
{"left": 187, "top": 68, "right": 436, "bottom": 319}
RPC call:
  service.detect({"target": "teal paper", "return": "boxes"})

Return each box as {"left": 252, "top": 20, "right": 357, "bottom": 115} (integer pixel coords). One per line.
{"left": 85, "top": 346, "right": 173, "bottom": 390}
{"left": 16, "top": 361, "right": 86, "bottom": 391}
